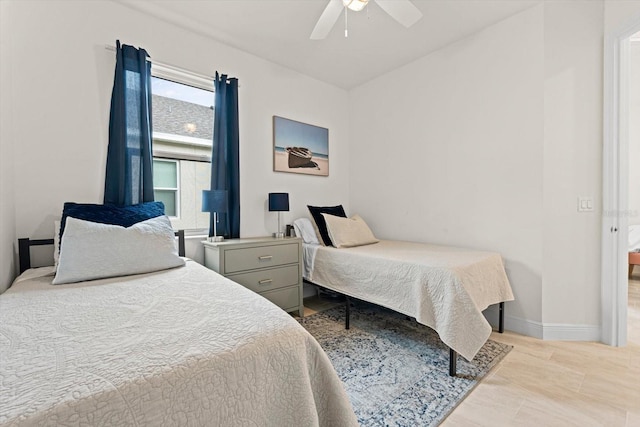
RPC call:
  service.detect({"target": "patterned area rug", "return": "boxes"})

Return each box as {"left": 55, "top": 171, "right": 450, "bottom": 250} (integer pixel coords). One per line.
{"left": 298, "top": 301, "right": 512, "bottom": 427}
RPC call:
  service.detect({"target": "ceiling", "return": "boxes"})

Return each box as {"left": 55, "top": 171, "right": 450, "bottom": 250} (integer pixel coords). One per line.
{"left": 119, "top": 0, "right": 540, "bottom": 89}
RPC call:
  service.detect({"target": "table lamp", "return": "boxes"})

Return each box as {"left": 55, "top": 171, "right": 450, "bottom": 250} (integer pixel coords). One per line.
{"left": 202, "top": 189, "right": 228, "bottom": 242}
{"left": 268, "top": 192, "right": 289, "bottom": 238}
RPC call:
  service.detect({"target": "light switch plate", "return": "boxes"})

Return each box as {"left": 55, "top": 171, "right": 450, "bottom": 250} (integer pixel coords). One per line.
{"left": 578, "top": 196, "right": 594, "bottom": 212}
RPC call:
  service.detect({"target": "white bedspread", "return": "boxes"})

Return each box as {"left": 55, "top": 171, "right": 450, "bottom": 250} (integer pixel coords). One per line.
{"left": 305, "top": 240, "right": 514, "bottom": 361}
{"left": 0, "top": 260, "right": 358, "bottom": 427}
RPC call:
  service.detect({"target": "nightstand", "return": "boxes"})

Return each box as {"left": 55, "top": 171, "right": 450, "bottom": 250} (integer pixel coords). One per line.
{"left": 202, "top": 237, "right": 304, "bottom": 317}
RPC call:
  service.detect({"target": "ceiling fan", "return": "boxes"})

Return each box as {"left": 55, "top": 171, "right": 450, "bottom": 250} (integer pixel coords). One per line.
{"left": 310, "top": 0, "right": 423, "bottom": 40}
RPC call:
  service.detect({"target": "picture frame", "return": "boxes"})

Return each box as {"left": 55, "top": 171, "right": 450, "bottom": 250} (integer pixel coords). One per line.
{"left": 273, "top": 116, "right": 329, "bottom": 176}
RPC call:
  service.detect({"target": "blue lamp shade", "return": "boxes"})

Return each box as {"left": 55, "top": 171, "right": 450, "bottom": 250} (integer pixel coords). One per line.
{"left": 268, "top": 193, "right": 289, "bottom": 212}
{"left": 202, "top": 190, "right": 228, "bottom": 213}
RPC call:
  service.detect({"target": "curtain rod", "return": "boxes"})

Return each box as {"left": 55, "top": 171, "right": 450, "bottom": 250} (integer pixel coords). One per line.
{"left": 104, "top": 44, "right": 235, "bottom": 86}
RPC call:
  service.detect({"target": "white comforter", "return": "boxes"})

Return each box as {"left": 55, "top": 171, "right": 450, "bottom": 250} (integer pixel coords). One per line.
{"left": 305, "top": 240, "right": 514, "bottom": 361}
{"left": 0, "top": 260, "right": 357, "bottom": 427}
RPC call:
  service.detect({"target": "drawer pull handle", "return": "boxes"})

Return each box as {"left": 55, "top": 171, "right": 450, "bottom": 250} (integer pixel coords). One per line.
{"left": 258, "top": 255, "right": 273, "bottom": 261}
{"left": 258, "top": 279, "right": 273, "bottom": 285}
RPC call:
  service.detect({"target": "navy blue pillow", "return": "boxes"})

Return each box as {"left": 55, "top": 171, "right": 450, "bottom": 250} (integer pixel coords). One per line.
{"left": 59, "top": 201, "right": 166, "bottom": 244}
{"left": 307, "top": 205, "right": 347, "bottom": 246}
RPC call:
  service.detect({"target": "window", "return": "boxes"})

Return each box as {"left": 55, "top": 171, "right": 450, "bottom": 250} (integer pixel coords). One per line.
{"left": 153, "top": 159, "right": 179, "bottom": 217}
{"left": 151, "top": 64, "right": 214, "bottom": 232}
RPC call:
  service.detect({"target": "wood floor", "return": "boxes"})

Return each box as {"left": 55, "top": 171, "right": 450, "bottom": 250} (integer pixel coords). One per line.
{"left": 303, "top": 281, "right": 640, "bottom": 426}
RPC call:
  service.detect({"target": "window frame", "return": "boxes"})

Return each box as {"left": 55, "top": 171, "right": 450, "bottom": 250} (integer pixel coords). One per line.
{"left": 150, "top": 63, "right": 214, "bottom": 235}
{"left": 151, "top": 63, "right": 214, "bottom": 94}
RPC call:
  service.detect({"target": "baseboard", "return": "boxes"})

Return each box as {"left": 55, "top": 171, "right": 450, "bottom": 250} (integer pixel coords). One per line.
{"left": 541, "top": 323, "right": 601, "bottom": 341}
{"left": 496, "top": 315, "right": 600, "bottom": 341}
{"left": 499, "top": 315, "right": 544, "bottom": 339}
{"left": 310, "top": 297, "right": 602, "bottom": 342}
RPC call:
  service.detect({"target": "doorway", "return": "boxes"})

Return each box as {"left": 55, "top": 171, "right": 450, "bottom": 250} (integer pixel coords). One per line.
{"left": 626, "top": 32, "right": 640, "bottom": 346}
{"left": 602, "top": 21, "right": 640, "bottom": 347}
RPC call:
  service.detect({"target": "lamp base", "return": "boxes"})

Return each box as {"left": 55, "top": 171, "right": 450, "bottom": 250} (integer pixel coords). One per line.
{"left": 273, "top": 232, "right": 285, "bottom": 238}
{"left": 209, "top": 236, "right": 225, "bottom": 242}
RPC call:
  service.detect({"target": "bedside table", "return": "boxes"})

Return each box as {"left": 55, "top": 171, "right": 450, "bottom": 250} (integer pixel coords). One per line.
{"left": 202, "top": 237, "right": 303, "bottom": 317}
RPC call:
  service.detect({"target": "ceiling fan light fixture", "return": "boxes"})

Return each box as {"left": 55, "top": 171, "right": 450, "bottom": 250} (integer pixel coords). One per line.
{"left": 342, "top": 0, "right": 369, "bottom": 12}
{"left": 311, "top": 0, "right": 421, "bottom": 40}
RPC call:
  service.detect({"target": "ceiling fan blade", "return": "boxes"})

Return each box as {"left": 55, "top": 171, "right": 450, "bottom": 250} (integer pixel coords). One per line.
{"left": 374, "top": 0, "right": 423, "bottom": 28}
{"left": 310, "top": 0, "right": 344, "bottom": 40}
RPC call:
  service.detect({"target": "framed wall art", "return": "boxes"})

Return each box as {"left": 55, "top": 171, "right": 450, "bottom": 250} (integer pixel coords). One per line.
{"left": 273, "top": 116, "right": 329, "bottom": 176}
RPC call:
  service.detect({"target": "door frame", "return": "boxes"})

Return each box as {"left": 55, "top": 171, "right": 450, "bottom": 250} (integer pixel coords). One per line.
{"left": 602, "top": 16, "right": 640, "bottom": 346}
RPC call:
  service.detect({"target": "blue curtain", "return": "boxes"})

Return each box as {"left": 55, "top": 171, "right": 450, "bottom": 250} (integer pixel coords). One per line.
{"left": 104, "top": 40, "right": 154, "bottom": 206}
{"left": 210, "top": 72, "right": 240, "bottom": 238}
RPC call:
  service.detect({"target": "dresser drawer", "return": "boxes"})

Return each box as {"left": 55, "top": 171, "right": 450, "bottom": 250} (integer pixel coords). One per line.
{"left": 259, "top": 285, "right": 300, "bottom": 312}
{"left": 224, "top": 243, "right": 298, "bottom": 273}
{"left": 227, "top": 265, "right": 299, "bottom": 293}
{"left": 203, "top": 237, "right": 303, "bottom": 316}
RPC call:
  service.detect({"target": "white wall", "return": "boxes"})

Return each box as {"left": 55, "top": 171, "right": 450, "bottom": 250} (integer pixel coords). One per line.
{"left": 541, "top": 1, "right": 603, "bottom": 331}
{"left": 349, "top": 6, "right": 545, "bottom": 328}
{"left": 605, "top": 1, "right": 640, "bottom": 34}
{"left": 2, "top": 1, "right": 350, "bottom": 280}
{"left": 629, "top": 39, "right": 640, "bottom": 226}
{"left": 349, "top": 2, "right": 609, "bottom": 337}
{"left": 0, "top": 0, "right": 16, "bottom": 293}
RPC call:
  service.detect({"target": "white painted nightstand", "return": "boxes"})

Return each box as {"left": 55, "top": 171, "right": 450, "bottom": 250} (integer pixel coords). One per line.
{"left": 202, "top": 237, "right": 304, "bottom": 317}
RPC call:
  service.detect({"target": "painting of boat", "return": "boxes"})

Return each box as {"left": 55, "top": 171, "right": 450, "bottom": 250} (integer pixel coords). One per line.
{"left": 273, "top": 116, "right": 329, "bottom": 176}
{"left": 286, "top": 147, "right": 318, "bottom": 168}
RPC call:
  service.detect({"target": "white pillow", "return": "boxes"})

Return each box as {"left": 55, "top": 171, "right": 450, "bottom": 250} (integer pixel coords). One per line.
{"left": 53, "top": 215, "right": 185, "bottom": 285}
{"left": 53, "top": 219, "right": 61, "bottom": 270}
{"left": 293, "top": 217, "right": 320, "bottom": 245}
{"left": 320, "top": 214, "right": 379, "bottom": 248}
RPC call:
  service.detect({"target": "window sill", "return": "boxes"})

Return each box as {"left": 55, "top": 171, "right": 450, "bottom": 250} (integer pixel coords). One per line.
{"left": 184, "top": 233, "right": 209, "bottom": 241}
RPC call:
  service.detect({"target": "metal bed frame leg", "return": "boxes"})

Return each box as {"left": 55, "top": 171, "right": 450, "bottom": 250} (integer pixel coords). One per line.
{"left": 448, "top": 301, "right": 503, "bottom": 377}
{"left": 345, "top": 296, "right": 350, "bottom": 330}
{"left": 449, "top": 348, "right": 457, "bottom": 376}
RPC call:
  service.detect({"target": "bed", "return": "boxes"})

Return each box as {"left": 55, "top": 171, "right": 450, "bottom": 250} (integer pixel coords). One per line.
{"left": 629, "top": 225, "right": 640, "bottom": 277}
{"left": 302, "top": 239, "right": 514, "bottom": 376}
{"left": 1, "top": 229, "right": 358, "bottom": 426}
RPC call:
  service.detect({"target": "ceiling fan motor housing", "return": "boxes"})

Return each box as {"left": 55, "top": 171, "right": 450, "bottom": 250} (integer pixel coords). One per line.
{"left": 343, "top": 0, "right": 369, "bottom": 12}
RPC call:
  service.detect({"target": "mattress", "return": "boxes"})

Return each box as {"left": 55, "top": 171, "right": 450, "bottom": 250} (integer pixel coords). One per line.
{"left": 304, "top": 240, "right": 514, "bottom": 361}
{"left": 0, "top": 260, "right": 358, "bottom": 427}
